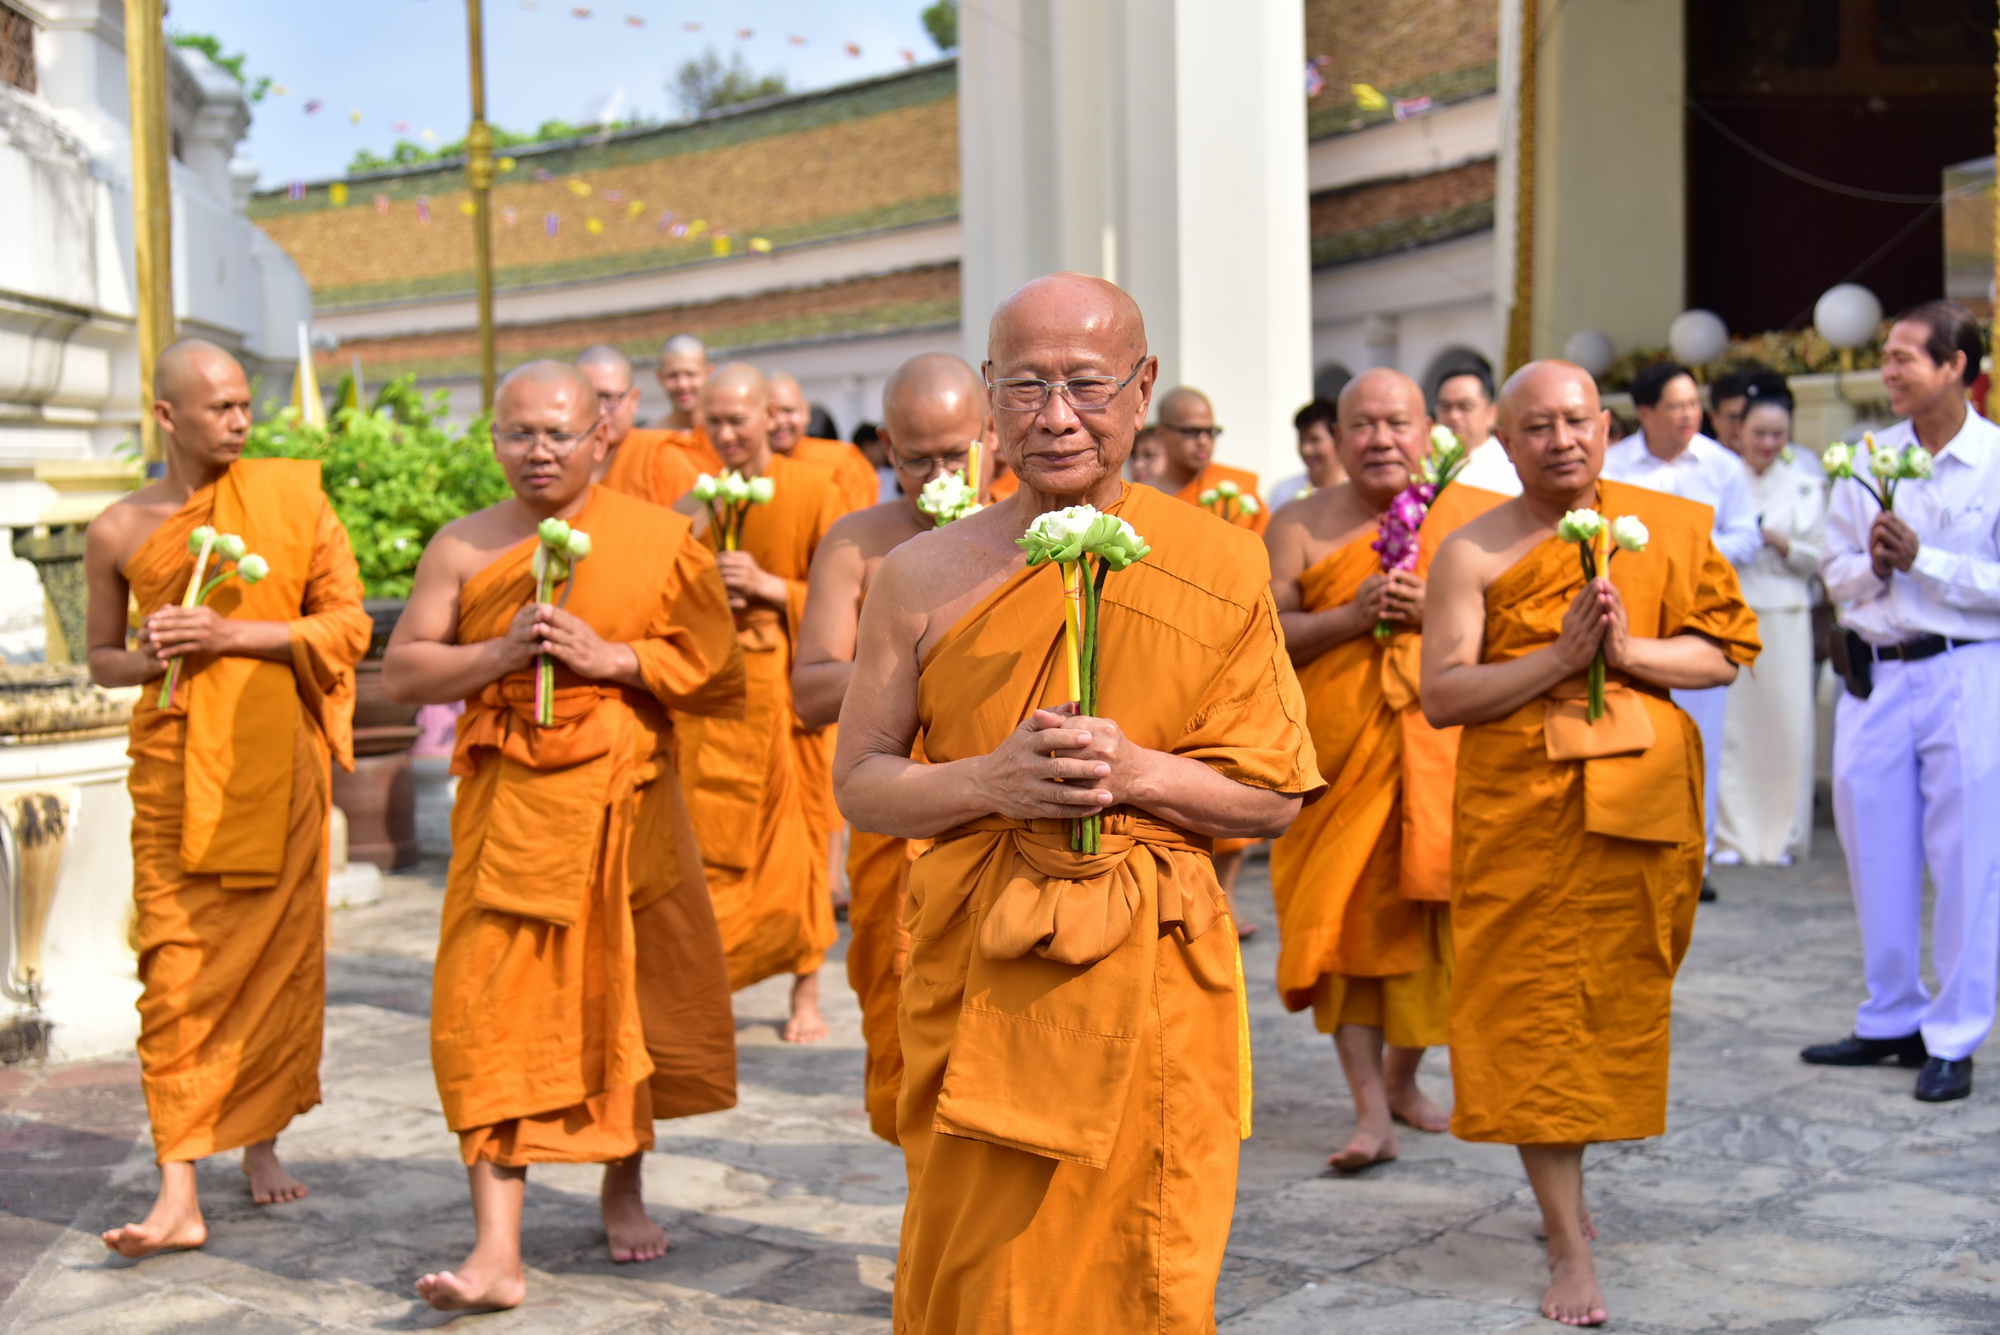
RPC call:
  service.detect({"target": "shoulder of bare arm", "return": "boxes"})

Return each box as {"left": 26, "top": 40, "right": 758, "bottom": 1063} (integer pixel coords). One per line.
{"left": 390, "top": 528, "right": 474, "bottom": 645}
{"left": 796, "top": 538, "right": 865, "bottom": 666}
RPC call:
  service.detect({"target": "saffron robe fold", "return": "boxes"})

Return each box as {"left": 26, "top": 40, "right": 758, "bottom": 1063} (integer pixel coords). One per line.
{"left": 893, "top": 483, "right": 1321, "bottom": 1335}
{"left": 791, "top": 436, "right": 881, "bottom": 516}
{"left": 661, "top": 425, "right": 724, "bottom": 475}
{"left": 1269, "top": 484, "right": 1500, "bottom": 1043}
{"left": 127, "top": 459, "right": 371, "bottom": 1161}
{"left": 846, "top": 826, "right": 916, "bottom": 1143}
{"left": 1176, "top": 463, "right": 1268, "bottom": 535}
{"left": 1448, "top": 479, "right": 1760, "bottom": 1145}
{"left": 431, "top": 486, "right": 746, "bottom": 1164}
{"left": 679, "top": 453, "right": 844, "bottom": 987}
{"left": 602, "top": 428, "right": 702, "bottom": 508}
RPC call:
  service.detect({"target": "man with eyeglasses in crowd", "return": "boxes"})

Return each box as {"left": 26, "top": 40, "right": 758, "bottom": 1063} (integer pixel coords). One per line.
{"left": 792, "top": 352, "right": 997, "bottom": 1144}
{"left": 1435, "top": 365, "right": 1521, "bottom": 496}
{"left": 1153, "top": 386, "right": 1270, "bottom": 534}
{"left": 835, "top": 272, "right": 1317, "bottom": 1333}
{"left": 576, "top": 344, "right": 701, "bottom": 507}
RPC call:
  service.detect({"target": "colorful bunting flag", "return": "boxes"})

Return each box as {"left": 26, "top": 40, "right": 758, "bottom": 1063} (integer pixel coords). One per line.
{"left": 585, "top": 217, "right": 604, "bottom": 234}
{"left": 711, "top": 235, "right": 731, "bottom": 257}
{"left": 544, "top": 212, "right": 559, "bottom": 235}
{"left": 748, "top": 237, "right": 772, "bottom": 254}
{"left": 787, "top": 34, "right": 806, "bottom": 45}
{"left": 287, "top": 180, "right": 306, "bottom": 200}
{"left": 374, "top": 193, "right": 390, "bottom": 214}
{"left": 347, "top": 109, "right": 362, "bottom": 124}
{"left": 566, "top": 178, "right": 592, "bottom": 196}
{"left": 329, "top": 182, "right": 349, "bottom": 206}
{"left": 1351, "top": 83, "right": 1388, "bottom": 110}
{"left": 304, "top": 99, "right": 323, "bottom": 115}
{"left": 501, "top": 207, "right": 518, "bottom": 227}
{"left": 415, "top": 196, "right": 431, "bottom": 223}
{"left": 626, "top": 199, "right": 646, "bottom": 220}
{"left": 1392, "top": 96, "right": 1432, "bottom": 120}
{"left": 603, "top": 189, "right": 623, "bottom": 202}
{"left": 458, "top": 199, "right": 476, "bottom": 217}
{"left": 498, "top": 157, "right": 517, "bottom": 172}
{"left": 844, "top": 42, "right": 861, "bottom": 57}
{"left": 625, "top": 15, "right": 643, "bottom": 28}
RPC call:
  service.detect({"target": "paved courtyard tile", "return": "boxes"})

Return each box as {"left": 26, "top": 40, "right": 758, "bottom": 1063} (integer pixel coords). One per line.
{"left": 3, "top": 809, "right": 1997, "bottom": 1332}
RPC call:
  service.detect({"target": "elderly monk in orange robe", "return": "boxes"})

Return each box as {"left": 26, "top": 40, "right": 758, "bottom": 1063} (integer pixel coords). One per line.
{"left": 673, "top": 364, "right": 844, "bottom": 1042}
{"left": 1154, "top": 386, "right": 1268, "bottom": 535}
{"left": 83, "top": 340, "right": 372, "bottom": 1257}
{"left": 1423, "top": 361, "right": 1759, "bottom": 1327}
{"left": 648, "top": 333, "right": 723, "bottom": 473}
{"left": 793, "top": 352, "right": 995, "bottom": 1143}
{"left": 1267, "top": 368, "right": 1502, "bottom": 1173}
{"left": 384, "top": 361, "right": 744, "bottom": 1311}
{"left": 577, "top": 344, "right": 700, "bottom": 505}
{"left": 837, "top": 274, "right": 1321, "bottom": 1334}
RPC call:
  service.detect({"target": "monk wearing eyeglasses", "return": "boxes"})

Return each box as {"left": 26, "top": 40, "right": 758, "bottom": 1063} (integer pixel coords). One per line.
{"left": 793, "top": 352, "right": 995, "bottom": 1143}
{"left": 577, "top": 344, "right": 700, "bottom": 506}
{"left": 837, "top": 274, "right": 1320, "bottom": 1333}
{"left": 1154, "top": 386, "right": 1268, "bottom": 535}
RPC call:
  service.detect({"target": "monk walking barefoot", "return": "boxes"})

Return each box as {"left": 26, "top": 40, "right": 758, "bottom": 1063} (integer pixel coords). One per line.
{"left": 388, "top": 362, "right": 745, "bottom": 1306}
{"left": 1265, "top": 369, "right": 1500, "bottom": 1177}
{"left": 1423, "top": 361, "right": 1758, "bottom": 1327}
{"left": 86, "top": 341, "right": 371, "bottom": 1260}
{"left": 783, "top": 972, "right": 830, "bottom": 1044}
{"left": 794, "top": 352, "right": 996, "bottom": 1142}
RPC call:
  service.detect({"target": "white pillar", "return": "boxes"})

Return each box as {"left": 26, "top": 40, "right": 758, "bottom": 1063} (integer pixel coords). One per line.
{"left": 957, "top": 0, "right": 1311, "bottom": 486}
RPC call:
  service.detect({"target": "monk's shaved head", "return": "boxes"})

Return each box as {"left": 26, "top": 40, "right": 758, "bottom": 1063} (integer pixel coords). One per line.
{"left": 659, "top": 333, "right": 707, "bottom": 362}
{"left": 1156, "top": 387, "right": 1210, "bottom": 421}
{"left": 497, "top": 359, "right": 598, "bottom": 429}
{"left": 883, "top": 353, "right": 984, "bottom": 424}
{"left": 656, "top": 333, "right": 712, "bottom": 424}
{"left": 1495, "top": 360, "right": 1606, "bottom": 502}
{"left": 705, "top": 362, "right": 768, "bottom": 410}
{"left": 155, "top": 339, "right": 245, "bottom": 409}
{"left": 1336, "top": 367, "right": 1426, "bottom": 421}
{"left": 881, "top": 353, "right": 989, "bottom": 501}
{"left": 703, "top": 363, "right": 772, "bottom": 472}
{"left": 988, "top": 272, "right": 1148, "bottom": 367}
{"left": 1499, "top": 359, "right": 1603, "bottom": 427}
{"left": 576, "top": 343, "right": 633, "bottom": 384}
{"left": 1331, "top": 367, "right": 1429, "bottom": 506}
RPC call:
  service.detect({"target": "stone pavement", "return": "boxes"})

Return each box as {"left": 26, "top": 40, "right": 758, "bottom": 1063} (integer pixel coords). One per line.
{"left": 3, "top": 795, "right": 1998, "bottom": 1332}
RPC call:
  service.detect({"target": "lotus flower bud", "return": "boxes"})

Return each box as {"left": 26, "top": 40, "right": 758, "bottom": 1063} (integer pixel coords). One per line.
{"left": 692, "top": 474, "right": 719, "bottom": 501}
{"left": 1820, "top": 442, "right": 1854, "bottom": 478}
{"left": 1216, "top": 479, "right": 1240, "bottom": 498}
{"left": 1198, "top": 488, "right": 1219, "bottom": 506}
{"left": 1431, "top": 423, "right": 1461, "bottom": 455}
{"left": 189, "top": 525, "right": 218, "bottom": 554}
{"left": 748, "top": 476, "right": 776, "bottom": 504}
{"left": 1611, "top": 515, "right": 1650, "bottom": 552}
{"left": 1237, "top": 495, "right": 1260, "bottom": 515}
{"left": 538, "top": 517, "right": 572, "bottom": 548}
{"left": 236, "top": 553, "right": 270, "bottom": 584}
{"left": 1901, "top": 445, "right": 1933, "bottom": 480}
{"left": 1869, "top": 445, "right": 1901, "bottom": 480}
{"left": 1556, "top": 509, "right": 1606, "bottom": 544}
{"left": 563, "top": 530, "right": 592, "bottom": 560}
{"left": 215, "top": 533, "right": 248, "bottom": 562}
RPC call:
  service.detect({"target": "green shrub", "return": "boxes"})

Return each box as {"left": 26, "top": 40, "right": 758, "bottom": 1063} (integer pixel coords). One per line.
{"left": 245, "top": 377, "right": 508, "bottom": 599}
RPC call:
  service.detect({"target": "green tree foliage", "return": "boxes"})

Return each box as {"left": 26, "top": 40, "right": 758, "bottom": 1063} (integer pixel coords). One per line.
{"left": 672, "top": 49, "right": 790, "bottom": 120}
{"left": 345, "top": 117, "right": 650, "bottom": 174}
{"left": 244, "top": 377, "right": 509, "bottom": 599}
{"left": 168, "top": 32, "right": 271, "bottom": 102}
{"left": 921, "top": 0, "right": 958, "bottom": 52}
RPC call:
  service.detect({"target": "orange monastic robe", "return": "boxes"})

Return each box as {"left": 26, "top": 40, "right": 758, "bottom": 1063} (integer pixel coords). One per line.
{"left": 846, "top": 825, "right": 914, "bottom": 1143}
{"left": 679, "top": 452, "right": 843, "bottom": 987}
{"left": 1449, "top": 480, "right": 1759, "bottom": 1145}
{"left": 603, "top": 428, "right": 702, "bottom": 507}
{"left": 987, "top": 469, "right": 1019, "bottom": 501}
{"left": 431, "top": 487, "right": 745, "bottom": 1164}
{"left": 126, "top": 460, "right": 371, "bottom": 1162}
{"left": 791, "top": 436, "right": 879, "bottom": 516}
{"left": 1270, "top": 484, "right": 1500, "bottom": 1045}
{"left": 895, "top": 484, "right": 1321, "bottom": 1335}
{"left": 661, "top": 425, "right": 724, "bottom": 475}
{"left": 1176, "top": 462, "right": 1267, "bottom": 535}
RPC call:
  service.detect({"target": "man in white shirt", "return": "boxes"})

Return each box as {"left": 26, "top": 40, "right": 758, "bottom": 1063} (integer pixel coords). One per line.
{"left": 1602, "top": 361, "right": 1762, "bottom": 895}
{"left": 1803, "top": 300, "right": 2000, "bottom": 1104}
{"left": 1435, "top": 366, "right": 1521, "bottom": 496}
{"left": 1267, "top": 398, "right": 1344, "bottom": 512}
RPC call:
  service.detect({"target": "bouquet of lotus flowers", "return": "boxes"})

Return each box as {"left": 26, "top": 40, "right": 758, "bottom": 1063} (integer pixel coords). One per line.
{"left": 530, "top": 517, "right": 591, "bottom": 727}
{"left": 1821, "top": 433, "right": 1931, "bottom": 511}
{"left": 156, "top": 526, "right": 269, "bottom": 709}
{"left": 1197, "top": 478, "right": 1259, "bottom": 524}
{"left": 916, "top": 440, "right": 986, "bottom": 527}
{"left": 1016, "top": 506, "right": 1152, "bottom": 853}
{"left": 1369, "top": 425, "right": 1472, "bottom": 641}
{"left": 1556, "top": 508, "right": 1649, "bottom": 721}
{"left": 693, "top": 470, "right": 775, "bottom": 550}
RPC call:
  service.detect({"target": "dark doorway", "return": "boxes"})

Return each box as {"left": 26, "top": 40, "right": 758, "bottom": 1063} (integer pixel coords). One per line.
{"left": 1687, "top": 0, "right": 1994, "bottom": 334}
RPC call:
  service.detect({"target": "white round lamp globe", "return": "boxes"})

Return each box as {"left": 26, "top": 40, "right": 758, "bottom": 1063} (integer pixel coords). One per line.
{"left": 1563, "top": 329, "right": 1616, "bottom": 376}
{"left": 1667, "top": 309, "right": 1728, "bottom": 367}
{"left": 1813, "top": 283, "right": 1883, "bottom": 350}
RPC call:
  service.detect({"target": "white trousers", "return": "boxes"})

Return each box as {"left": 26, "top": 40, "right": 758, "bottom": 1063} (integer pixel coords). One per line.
{"left": 1832, "top": 641, "right": 2000, "bottom": 1061}
{"left": 1674, "top": 683, "right": 1728, "bottom": 856}
{"left": 1717, "top": 606, "right": 1817, "bottom": 864}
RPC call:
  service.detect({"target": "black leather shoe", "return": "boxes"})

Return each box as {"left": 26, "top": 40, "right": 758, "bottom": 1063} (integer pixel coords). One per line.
{"left": 1800, "top": 1032, "right": 1928, "bottom": 1067}
{"left": 1915, "top": 1057, "right": 1973, "bottom": 1102}
{"left": 1699, "top": 881, "right": 1718, "bottom": 903}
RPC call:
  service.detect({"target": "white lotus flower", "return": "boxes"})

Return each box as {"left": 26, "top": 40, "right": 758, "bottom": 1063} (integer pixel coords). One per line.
{"left": 1900, "top": 445, "right": 1933, "bottom": 480}
{"left": 1216, "top": 479, "right": 1240, "bottom": 498}
{"left": 692, "top": 473, "right": 720, "bottom": 502}
{"left": 747, "top": 476, "right": 776, "bottom": 504}
{"left": 1556, "top": 509, "right": 1605, "bottom": 544}
{"left": 1610, "top": 515, "right": 1649, "bottom": 552}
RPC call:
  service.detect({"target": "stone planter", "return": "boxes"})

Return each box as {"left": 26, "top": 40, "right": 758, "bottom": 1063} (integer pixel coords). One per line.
{"left": 329, "top": 600, "right": 421, "bottom": 871}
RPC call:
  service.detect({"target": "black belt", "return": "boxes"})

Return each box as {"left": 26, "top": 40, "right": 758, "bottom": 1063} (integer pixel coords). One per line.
{"left": 1870, "top": 634, "right": 1985, "bottom": 663}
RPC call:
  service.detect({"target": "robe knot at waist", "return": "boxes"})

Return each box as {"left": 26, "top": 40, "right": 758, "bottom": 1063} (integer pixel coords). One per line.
{"left": 452, "top": 676, "right": 660, "bottom": 778}
{"left": 934, "top": 814, "right": 1221, "bottom": 966}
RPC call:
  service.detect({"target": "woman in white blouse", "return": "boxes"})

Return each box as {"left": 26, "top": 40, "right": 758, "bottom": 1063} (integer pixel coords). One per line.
{"left": 1716, "top": 385, "right": 1828, "bottom": 865}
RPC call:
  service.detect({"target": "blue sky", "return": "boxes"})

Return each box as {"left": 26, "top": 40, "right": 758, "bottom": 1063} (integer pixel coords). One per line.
{"left": 166, "top": 0, "right": 945, "bottom": 184}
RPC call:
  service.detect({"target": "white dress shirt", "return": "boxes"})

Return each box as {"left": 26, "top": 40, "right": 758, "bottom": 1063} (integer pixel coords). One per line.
{"left": 1821, "top": 409, "right": 2000, "bottom": 646}
{"left": 1603, "top": 431, "right": 1763, "bottom": 567}
{"left": 1738, "top": 453, "right": 1827, "bottom": 612}
{"left": 1455, "top": 436, "right": 1522, "bottom": 496}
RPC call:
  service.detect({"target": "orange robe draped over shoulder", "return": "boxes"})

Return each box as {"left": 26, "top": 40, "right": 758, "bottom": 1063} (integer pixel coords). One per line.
{"left": 1449, "top": 480, "right": 1759, "bottom": 1145}
{"left": 1176, "top": 462, "right": 1267, "bottom": 535}
{"left": 1269, "top": 484, "right": 1499, "bottom": 1045}
{"left": 679, "top": 452, "right": 843, "bottom": 988}
{"left": 791, "top": 436, "right": 880, "bottom": 516}
{"left": 602, "top": 428, "right": 702, "bottom": 507}
{"left": 894, "top": 484, "right": 1321, "bottom": 1335}
{"left": 659, "top": 424, "right": 723, "bottom": 475}
{"left": 431, "top": 487, "right": 745, "bottom": 1164}
{"left": 126, "top": 459, "right": 371, "bottom": 1162}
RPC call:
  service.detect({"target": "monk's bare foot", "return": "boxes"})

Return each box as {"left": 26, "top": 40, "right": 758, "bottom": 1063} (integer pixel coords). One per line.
{"left": 414, "top": 1255, "right": 526, "bottom": 1312}
{"left": 241, "top": 1140, "right": 309, "bottom": 1205}
{"left": 1579, "top": 1205, "right": 1598, "bottom": 1243}
{"left": 601, "top": 1157, "right": 670, "bottom": 1263}
{"left": 1328, "top": 1129, "right": 1398, "bottom": 1173}
{"left": 1235, "top": 920, "right": 1260, "bottom": 941}
{"left": 784, "top": 972, "right": 828, "bottom": 1043}
{"left": 1542, "top": 1252, "right": 1607, "bottom": 1326}
{"left": 102, "top": 1163, "right": 206, "bottom": 1259}
{"left": 1387, "top": 1086, "right": 1451, "bottom": 1133}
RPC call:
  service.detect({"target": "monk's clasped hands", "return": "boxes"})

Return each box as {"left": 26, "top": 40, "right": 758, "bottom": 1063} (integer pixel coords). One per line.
{"left": 981, "top": 708, "right": 1123, "bottom": 822}
{"left": 714, "top": 550, "right": 786, "bottom": 611}
{"left": 143, "top": 604, "right": 236, "bottom": 664}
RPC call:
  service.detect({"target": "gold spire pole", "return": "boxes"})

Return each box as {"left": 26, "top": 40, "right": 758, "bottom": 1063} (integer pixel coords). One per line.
{"left": 1504, "top": 0, "right": 1539, "bottom": 374}
{"left": 466, "top": 0, "right": 497, "bottom": 413}
{"left": 124, "top": 0, "right": 175, "bottom": 464}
